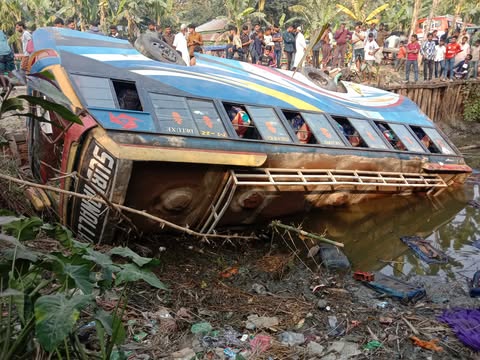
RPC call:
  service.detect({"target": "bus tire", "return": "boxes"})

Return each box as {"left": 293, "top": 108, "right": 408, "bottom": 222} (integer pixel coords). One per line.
{"left": 134, "top": 34, "right": 185, "bottom": 65}
{"left": 301, "top": 67, "right": 339, "bottom": 92}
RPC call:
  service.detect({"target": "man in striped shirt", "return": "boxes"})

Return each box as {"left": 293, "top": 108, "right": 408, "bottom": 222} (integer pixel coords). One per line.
{"left": 421, "top": 33, "right": 436, "bottom": 81}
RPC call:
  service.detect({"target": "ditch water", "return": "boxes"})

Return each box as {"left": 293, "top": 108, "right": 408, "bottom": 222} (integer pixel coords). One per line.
{"left": 298, "top": 153, "right": 480, "bottom": 287}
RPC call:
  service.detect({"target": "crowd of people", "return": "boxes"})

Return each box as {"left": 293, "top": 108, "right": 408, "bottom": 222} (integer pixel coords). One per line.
{"left": 0, "top": 18, "right": 205, "bottom": 69}
{"left": 220, "top": 21, "right": 480, "bottom": 83}
{"left": 0, "top": 16, "right": 479, "bottom": 82}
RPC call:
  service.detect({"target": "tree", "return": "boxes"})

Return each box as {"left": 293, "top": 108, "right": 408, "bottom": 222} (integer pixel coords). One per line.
{"left": 335, "top": 0, "right": 389, "bottom": 25}
{"left": 289, "top": 0, "right": 338, "bottom": 34}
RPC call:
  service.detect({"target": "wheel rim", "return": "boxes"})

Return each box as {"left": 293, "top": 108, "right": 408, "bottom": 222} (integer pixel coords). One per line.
{"left": 152, "top": 42, "right": 178, "bottom": 62}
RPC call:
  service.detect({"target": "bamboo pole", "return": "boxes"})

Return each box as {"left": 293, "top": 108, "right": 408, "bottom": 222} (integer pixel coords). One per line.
{"left": 270, "top": 220, "right": 344, "bottom": 248}
{"left": 0, "top": 172, "right": 257, "bottom": 241}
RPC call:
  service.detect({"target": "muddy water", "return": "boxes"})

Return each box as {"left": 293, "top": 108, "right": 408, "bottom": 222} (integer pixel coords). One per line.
{"left": 296, "top": 156, "right": 480, "bottom": 284}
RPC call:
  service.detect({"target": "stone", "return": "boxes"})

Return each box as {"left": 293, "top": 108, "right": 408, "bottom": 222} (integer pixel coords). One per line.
{"left": 251, "top": 283, "right": 268, "bottom": 295}
{"left": 327, "top": 341, "right": 361, "bottom": 359}
{"left": 245, "top": 314, "right": 279, "bottom": 330}
{"left": 317, "top": 299, "right": 328, "bottom": 310}
{"left": 171, "top": 347, "right": 196, "bottom": 360}
{"left": 307, "top": 341, "right": 325, "bottom": 356}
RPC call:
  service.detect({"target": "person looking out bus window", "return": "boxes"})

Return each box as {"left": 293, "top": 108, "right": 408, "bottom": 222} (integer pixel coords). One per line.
{"left": 290, "top": 114, "right": 312, "bottom": 144}
{"left": 228, "top": 106, "right": 251, "bottom": 138}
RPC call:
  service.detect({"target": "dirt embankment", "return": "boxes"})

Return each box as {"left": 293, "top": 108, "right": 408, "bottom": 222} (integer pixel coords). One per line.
{"left": 98, "top": 230, "right": 478, "bottom": 360}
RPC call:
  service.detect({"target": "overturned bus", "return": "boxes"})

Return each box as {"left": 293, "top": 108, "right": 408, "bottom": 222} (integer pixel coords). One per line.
{"left": 26, "top": 28, "right": 471, "bottom": 243}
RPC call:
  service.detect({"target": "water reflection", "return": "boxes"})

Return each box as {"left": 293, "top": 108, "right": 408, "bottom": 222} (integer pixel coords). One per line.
{"left": 296, "top": 178, "right": 479, "bottom": 281}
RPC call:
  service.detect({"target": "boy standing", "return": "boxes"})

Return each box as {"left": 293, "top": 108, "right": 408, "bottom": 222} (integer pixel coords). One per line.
{"left": 364, "top": 33, "right": 379, "bottom": 82}
{"left": 395, "top": 41, "right": 406, "bottom": 72}
{"left": 434, "top": 39, "right": 446, "bottom": 79}
{"left": 405, "top": 34, "right": 420, "bottom": 82}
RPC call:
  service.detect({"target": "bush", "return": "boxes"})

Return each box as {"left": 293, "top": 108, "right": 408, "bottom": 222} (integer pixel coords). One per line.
{"left": 463, "top": 83, "right": 480, "bottom": 122}
{"left": 0, "top": 214, "right": 166, "bottom": 359}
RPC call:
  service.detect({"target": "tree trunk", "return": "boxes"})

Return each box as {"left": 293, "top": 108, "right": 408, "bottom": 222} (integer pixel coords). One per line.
{"left": 453, "top": 0, "right": 465, "bottom": 32}
{"left": 100, "top": 1, "right": 107, "bottom": 33}
{"left": 425, "top": 0, "right": 439, "bottom": 36}
{"left": 409, "top": 0, "right": 421, "bottom": 37}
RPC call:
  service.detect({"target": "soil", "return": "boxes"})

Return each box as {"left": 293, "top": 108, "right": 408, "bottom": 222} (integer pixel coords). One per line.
{"left": 96, "top": 231, "right": 478, "bottom": 359}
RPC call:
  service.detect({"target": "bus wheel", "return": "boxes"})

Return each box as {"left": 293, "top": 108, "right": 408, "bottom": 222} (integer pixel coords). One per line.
{"left": 134, "top": 34, "right": 185, "bottom": 65}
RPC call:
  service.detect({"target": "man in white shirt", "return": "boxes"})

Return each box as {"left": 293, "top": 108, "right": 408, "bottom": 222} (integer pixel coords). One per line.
{"left": 351, "top": 22, "right": 365, "bottom": 70}
{"left": 173, "top": 24, "right": 190, "bottom": 66}
{"left": 434, "top": 39, "right": 446, "bottom": 79}
{"left": 454, "top": 36, "right": 470, "bottom": 66}
{"left": 293, "top": 26, "right": 306, "bottom": 70}
{"left": 15, "top": 21, "right": 32, "bottom": 70}
{"left": 364, "top": 33, "right": 379, "bottom": 82}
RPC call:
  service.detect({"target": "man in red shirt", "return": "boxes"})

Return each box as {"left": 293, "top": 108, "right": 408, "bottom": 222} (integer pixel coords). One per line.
{"left": 444, "top": 36, "right": 462, "bottom": 81}
{"left": 405, "top": 34, "right": 420, "bottom": 82}
{"left": 332, "top": 23, "right": 350, "bottom": 68}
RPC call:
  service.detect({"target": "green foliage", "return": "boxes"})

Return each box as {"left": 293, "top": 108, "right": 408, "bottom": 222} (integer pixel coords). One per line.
{"left": 2, "top": 217, "right": 43, "bottom": 241}
{"left": 109, "top": 246, "right": 160, "bottom": 267}
{"left": 34, "top": 294, "right": 92, "bottom": 352}
{"left": 0, "top": 214, "right": 166, "bottom": 359}
{"left": 463, "top": 93, "right": 480, "bottom": 122}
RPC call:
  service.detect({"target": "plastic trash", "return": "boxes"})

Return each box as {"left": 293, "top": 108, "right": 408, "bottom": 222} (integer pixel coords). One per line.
{"left": 318, "top": 244, "right": 351, "bottom": 271}
{"left": 410, "top": 336, "right": 443, "bottom": 352}
{"left": 223, "top": 348, "right": 237, "bottom": 358}
{"left": 364, "top": 340, "right": 382, "bottom": 350}
{"left": 327, "top": 315, "right": 345, "bottom": 336}
{"left": 278, "top": 331, "right": 305, "bottom": 346}
{"left": 191, "top": 321, "right": 213, "bottom": 335}
{"left": 376, "top": 301, "right": 389, "bottom": 309}
{"left": 133, "top": 331, "right": 148, "bottom": 342}
{"left": 250, "top": 334, "right": 271, "bottom": 353}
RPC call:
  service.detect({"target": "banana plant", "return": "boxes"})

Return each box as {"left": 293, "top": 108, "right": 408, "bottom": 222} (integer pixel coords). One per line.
{"left": 289, "top": 0, "right": 339, "bottom": 32}
{"left": 335, "top": 0, "right": 389, "bottom": 24}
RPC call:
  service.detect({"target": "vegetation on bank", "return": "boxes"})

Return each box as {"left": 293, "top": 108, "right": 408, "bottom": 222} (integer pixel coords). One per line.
{"left": 0, "top": 73, "right": 166, "bottom": 360}
{"left": 0, "top": 212, "right": 166, "bottom": 359}
{"left": 463, "top": 83, "right": 480, "bottom": 122}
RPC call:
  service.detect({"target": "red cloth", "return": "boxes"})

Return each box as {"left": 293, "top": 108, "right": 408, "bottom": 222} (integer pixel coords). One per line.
{"left": 406, "top": 42, "right": 420, "bottom": 61}
{"left": 445, "top": 43, "right": 461, "bottom": 59}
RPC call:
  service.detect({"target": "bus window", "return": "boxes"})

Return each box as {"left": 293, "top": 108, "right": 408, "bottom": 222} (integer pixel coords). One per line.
{"left": 410, "top": 126, "right": 440, "bottom": 153}
{"left": 247, "top": 107, "right": 291, "bottom": 142}
{"left": 284, "top": 112, "right": 316, "bottom": 144}
{"left": 113, "top": 81, "right": 142, "bottom": 111}
{"left": 375, "top": 122, "right": 407, "bottom": 151}
{"left": 224, "top": 104, "right": 261, "bottom": 140}
{"left": 188, "top": 100, "right": 228, "bottom": 138}
{"left": 301, "top": 112, "right": 346, "bottom": 147}
{"left": 150, "top": 93, "right": 199, "bottom": 136}
{"left": 422, "top": 128, "right": 456, "bottom": 155}
{"left": 71, "top": 75, "right": 116, "bottom": 108}
{"left": 332, "top": 117, "right": 367, "bottom": 147}
{"left": 388, "top": 123, "right": 425, "bottom": 152}
{"left": 349, "top": 119, "right": 388, "bottom": 149}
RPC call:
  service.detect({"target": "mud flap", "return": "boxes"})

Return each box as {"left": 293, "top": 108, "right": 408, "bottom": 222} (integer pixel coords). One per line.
{"left": 71, "top": 139, "right": 117, "bottom": 243}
